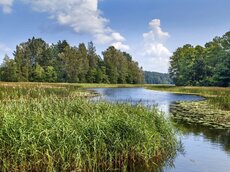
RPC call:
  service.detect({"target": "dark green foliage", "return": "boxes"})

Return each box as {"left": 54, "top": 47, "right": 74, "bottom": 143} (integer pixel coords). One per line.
{"left": 144, "top": 71, "right": 172, "bottom": 84}
{"left": 0, "top": 55, "right": 17, "bottom": 82}
{"left": 169, "top": 31, "right": 230, "bottom": 87}
{"left": 0, "top": 38, "right": 144, "bottom": 84}
{"left": 103, "top": 47, "right": 144, "bottom": 84}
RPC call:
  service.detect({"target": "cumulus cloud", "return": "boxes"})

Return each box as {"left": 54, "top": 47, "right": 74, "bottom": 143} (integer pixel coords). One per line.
{"left": 21, "top": 0, "right": 128, "bottom": 47}
{"left": 140, "top": 19, "right": 172, "bottom": 73}
{"left": 112, "top": 42, "right": 130, "bottom": 51}
{"left": 0, "top": 0, "right": 14, "bottom": 13}
{"left": 143, "top": 19, "right": 169, "bottom": 42}
{"left": 0, "top": 0, "right": 129, "bottom": 51}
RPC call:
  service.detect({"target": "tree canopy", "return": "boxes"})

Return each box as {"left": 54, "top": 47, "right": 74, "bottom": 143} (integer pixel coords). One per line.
{"left": 0, "top": 37, "right": 144, "bottom": 84}
{"left": 169, "top": 31, "right": 230, "bottom": 87}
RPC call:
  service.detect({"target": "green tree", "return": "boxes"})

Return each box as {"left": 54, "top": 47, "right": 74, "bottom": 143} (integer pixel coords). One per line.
{"left": 59, "top": 46, "right": 81, "bottom": 83}
{"left": 45, "top": 66, "right": 57, "bottom": 82}
{"left": 31, "top": 63, "right": 45, "bottom": 82}
{"left": 0, "top": 55, "right": 17, "bottom": 82}
{"left": 103, "top": 46, "right": 120, "bottom": 84}
{"left": 52, "top": 40, "right": 70, "bottom": 82}
{"left": 78, "top": 43, "right": 89, "bottom": 82}
{"left": 169, "top": 31, "right": 230, "bottom": 87}
{"left": 0, "top": 37, "right": 144, "bottom": 84}
{"left": 87, "top": 42, "right": 99, "bottom": 83}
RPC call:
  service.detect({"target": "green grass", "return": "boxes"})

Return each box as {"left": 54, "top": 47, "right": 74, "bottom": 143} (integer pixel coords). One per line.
{"left": 0, "top": 82, "right": 178, "bottom": 171}
{"left": 207, "top": 96, "right": 230, "bottom": 111}
{"left": 146, "top": 85, "right": 230, "bottom": 96}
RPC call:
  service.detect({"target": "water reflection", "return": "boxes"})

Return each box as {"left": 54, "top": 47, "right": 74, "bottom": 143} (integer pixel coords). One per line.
{"left": 173, "top": 122, "right": 230, "bottom": 154}
{"left": 90, "top": 87, "right": 203, "bottom": 113}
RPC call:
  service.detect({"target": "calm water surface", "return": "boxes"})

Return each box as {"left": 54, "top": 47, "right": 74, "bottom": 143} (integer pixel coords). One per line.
{"left": 90, "top": 88, "right": 230, "bottom": 172}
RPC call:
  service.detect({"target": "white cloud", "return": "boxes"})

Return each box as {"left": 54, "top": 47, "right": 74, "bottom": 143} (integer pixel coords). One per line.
{"left": 111, "top": 32, "right": 125, "bottom": 42}
{"left": 0, "top": 0, "right": 14, "bottom": 13}
{"left": 139, "top": 19, "right": 172, "bottom": 73}
{"left": 0, "top": 0, "right": 129, "bottom": 52}
{"left": 0, "top": 43, "right": 11, "bottom": 53}
{"left": 0, "top": 43, "right": 12, "bottom": 60}
{"left": 143, "top": 19, "right": 169, "bottom": 42}
{"left": 112, "top": 42, "right": 130, "bottom": 51}
{"left": 21, "top": 0, "right": 128, "bottom": 47}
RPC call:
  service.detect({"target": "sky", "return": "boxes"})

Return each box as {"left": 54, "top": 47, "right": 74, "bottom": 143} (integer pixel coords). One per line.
{"left": 0, "top": 0, "right": 230, "bottom": 73}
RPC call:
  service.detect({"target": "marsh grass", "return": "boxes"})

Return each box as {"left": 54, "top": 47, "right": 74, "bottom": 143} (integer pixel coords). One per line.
{"left": 0, "top": 82, "right": 178, "bottom": 171}
{"left": 208, "top": 96, "right": 230, "bottom": 111}
{"left": 146, "top": 85, "right": 230, "bottom": 96}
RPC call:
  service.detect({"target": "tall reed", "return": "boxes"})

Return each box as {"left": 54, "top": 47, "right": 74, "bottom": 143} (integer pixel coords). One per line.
{"left": 0, "top": 83, "right": 178, "bottom": 171}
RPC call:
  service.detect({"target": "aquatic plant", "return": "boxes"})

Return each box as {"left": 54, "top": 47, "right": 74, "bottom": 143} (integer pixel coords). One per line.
{"left": 0, "top": 82, "right": 178, "bottom": 171}
{"left": 170, "top": 102, "right": 230, "bottom": 129}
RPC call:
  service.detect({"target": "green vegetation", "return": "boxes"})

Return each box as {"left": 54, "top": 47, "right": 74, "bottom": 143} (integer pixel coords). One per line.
{"left": 146, "top": 85, "right": 230, "bottom": 96}
{"left": 147, "top": 85, "right": 230, "bottom": 128}
{"left": 0, "top": 38, "right": 144, "bottom": 84}
{"left": 0, "top": 82, "right": 178, "bottom": 171}
{"left": 169, "top": 31, "right": 230, "bottom": 87}
{"left": 147, "top": 31, "right": 230, "bottom": 128}
{"left": 171, "top": 102, "right": 230, "bottom": 129}
{"left": 208, "top": 96, "right": 230, "bottom": 111}
{"left": 144, "top": 71, "right": 172, "bottom": 84}
{"left": 147, "top": 85, "right": 230, "bottom": 111}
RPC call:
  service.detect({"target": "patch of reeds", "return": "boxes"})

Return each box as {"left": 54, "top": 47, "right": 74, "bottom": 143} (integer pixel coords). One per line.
{"left": 0, "top": 83, "right": 178, "bottom": 171}
{"left": 208, "top": 96, "right": 230, "bottom": 111}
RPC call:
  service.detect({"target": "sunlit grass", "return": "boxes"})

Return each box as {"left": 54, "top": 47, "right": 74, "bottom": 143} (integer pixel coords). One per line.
{"left": 0, "top": 82, "right": 178, "bottom": 171}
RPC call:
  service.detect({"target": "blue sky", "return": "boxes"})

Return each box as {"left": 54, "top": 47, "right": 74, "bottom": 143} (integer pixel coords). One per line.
{"left": 0, "top": 0, "right": 229, "bottom": 72}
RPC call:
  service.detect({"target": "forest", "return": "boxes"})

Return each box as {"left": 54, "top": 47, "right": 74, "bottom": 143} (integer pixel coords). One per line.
{"left": 144, "top": 71, "right": 172, "bottom": 84}
{"left": 0, "top": 38, "right": 144, "bottom": 84}
{"left": 169, "top": 31, "right": 230, "bottom": 87}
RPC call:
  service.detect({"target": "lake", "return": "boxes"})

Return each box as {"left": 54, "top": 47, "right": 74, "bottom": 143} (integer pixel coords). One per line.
{"left": 90, "top": 87, "right": 230, "bottom": 172}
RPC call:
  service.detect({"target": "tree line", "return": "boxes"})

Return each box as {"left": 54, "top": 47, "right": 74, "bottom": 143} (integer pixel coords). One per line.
{"left": 0, "top": 37, "right": 144, "bottom": 84}
{"left": 169, "top": 31, "right": 230, "bottom": 87}
{"left": 144, "top": 71, "right": 172, "bottom": 84}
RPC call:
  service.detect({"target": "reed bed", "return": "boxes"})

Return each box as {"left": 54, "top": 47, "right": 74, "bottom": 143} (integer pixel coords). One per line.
{"left": 208, "top": 96, "right": 230, "bottom": 111}
{"left": 0, "top": 82, "right": 178, "bottom": 171}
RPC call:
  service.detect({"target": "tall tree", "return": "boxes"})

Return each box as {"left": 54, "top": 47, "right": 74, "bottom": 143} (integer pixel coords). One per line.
{"left": 86, "top": 42, "right": 99, "bottom": 83}
{"left": 0, "top": 37, "right": 144, "bottom": 84}
{"left": 78, "top": 43, "right": 89, "bottom": 82}
{"left": 169, "top": 31, "right": 230, "bottom": 87}
{"left": 0, "top": 55, "right": 17, "bottom": 82}
{"left": 59, "top": 46, "right": 81, "bottom": 83}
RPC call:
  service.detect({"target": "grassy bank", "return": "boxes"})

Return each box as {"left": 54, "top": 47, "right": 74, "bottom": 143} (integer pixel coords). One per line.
{"left": 0, "top": 82, "right": 178, "bottom": 171}
{"left": 146, "top": 85, "right": 230, "bottom": 97}
{"left": 147, "top": 85, "right": 230, "bottom": 129}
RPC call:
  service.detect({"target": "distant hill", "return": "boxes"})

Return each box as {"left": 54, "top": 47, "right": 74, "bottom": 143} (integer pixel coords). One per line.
{"left": 144, "top": 71, "right": 173, "bottom": 84}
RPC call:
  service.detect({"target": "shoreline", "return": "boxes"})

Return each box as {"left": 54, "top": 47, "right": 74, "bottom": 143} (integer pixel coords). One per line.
{"left": 146, "top": 85, "right": 230, "bottom": 129}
